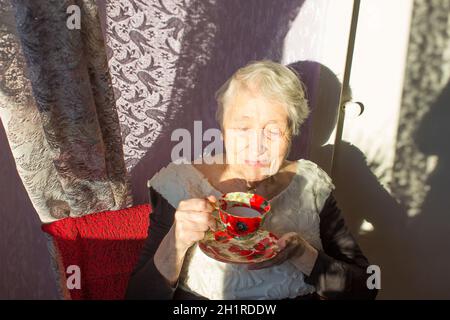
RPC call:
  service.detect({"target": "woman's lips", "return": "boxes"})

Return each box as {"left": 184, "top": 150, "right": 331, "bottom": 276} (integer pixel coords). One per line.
{"left": 245, "top": 160, "right": 270, "bottom": 167}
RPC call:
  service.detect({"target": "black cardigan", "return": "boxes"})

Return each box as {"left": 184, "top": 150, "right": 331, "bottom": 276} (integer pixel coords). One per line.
{"left": 125, "top": 187, "right": 378, "bottom": 300}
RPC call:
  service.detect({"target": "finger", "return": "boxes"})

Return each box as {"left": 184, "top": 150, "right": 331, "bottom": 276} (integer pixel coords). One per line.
{"left": 182, "top": 212, "right": 218, "bottom": 231}
{"left": 248, "top": 242, "right": 299, "bottom": 270}
{"left": 206, "top": 195, "right": 217, "bottom": 204}
{"left": 178, "top": 210, "right": 212, "bottom": 223}
{"left": 275, "top": 238, "right": 288, "bottom": 251}
{"left": 181, "top": 220, "right": 211, "bottom": 233}
{"left": 179, "top": 199, "right": 214, "bottom": 212}
{"left": 276, "top": 232, "right": 301, "bottom": 250}
{"left": 277, "top": 241, "right": 298, "bottom": 258}
{"left": 190, "top": 210, "right": 218, "bottom": 227}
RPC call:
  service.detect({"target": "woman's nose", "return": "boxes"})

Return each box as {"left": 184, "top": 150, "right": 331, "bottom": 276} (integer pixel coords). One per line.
{"left": 257, "top": 131, "right": 266, "bottom": 153}
{"left": 248, "top": 129, "right": 266, "bottom": 155}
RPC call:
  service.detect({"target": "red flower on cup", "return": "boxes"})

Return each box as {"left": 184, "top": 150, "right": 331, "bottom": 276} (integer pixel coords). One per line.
{"left": 249, "top": 194, "right": 270, "bottom": 213}
{"left": 227, "top": 217, "right": 261, "bottom": 237}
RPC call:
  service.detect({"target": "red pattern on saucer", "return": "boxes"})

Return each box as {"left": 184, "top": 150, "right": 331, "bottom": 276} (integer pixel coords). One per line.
{"left": 198, "top": 229, "right": 279, "bottom": 264}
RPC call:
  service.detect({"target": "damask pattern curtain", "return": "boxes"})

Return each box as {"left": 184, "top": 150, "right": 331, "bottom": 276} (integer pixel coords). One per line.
{"left": 103, "top": 0, "right": 218, "bottom": 171}
{"left": 0, "top": 0, "right": 131, "bottom": 223}
{"left": 103, "top": 0, "right": 307, "bottom": 205}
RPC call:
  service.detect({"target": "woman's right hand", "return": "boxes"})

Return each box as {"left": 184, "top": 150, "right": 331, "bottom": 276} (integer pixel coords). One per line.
{"left": 153, "top": 195, "right": 218, "bottom": 286}
{"left": 172, "top": 195, "right": 218, "bottom": 252}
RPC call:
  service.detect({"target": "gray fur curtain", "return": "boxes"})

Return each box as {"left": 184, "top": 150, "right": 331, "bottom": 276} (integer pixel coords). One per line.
{"left": 0, "top": 0, "right": 131, "bottom": 223}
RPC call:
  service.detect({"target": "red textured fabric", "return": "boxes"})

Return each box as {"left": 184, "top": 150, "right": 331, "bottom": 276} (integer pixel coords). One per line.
{"left": 42, "top": 204, "right": 151, "bottom": 300}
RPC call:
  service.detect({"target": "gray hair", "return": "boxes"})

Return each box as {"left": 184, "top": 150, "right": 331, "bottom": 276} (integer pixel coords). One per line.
{"left": 215, "top": 60, "right": 309, "bottom": 136}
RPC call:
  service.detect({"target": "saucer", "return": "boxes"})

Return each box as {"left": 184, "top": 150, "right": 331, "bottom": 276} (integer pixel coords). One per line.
{"left": 198, "top": 229, "right": 279, "bottom": 264}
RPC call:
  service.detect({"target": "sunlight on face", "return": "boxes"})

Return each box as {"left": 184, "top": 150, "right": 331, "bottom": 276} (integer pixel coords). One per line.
{"left": 222, "top": 89, "right": 291, "bottom": 182}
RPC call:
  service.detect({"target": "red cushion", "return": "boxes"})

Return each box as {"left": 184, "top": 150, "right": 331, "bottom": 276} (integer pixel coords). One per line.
{"left": 42, "top": 204, "right": 151, "bottom": 300}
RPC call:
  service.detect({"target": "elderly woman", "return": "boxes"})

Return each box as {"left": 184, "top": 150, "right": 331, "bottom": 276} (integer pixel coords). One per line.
{"left": 126, "top": 60, "right": 377, "bottom": 300}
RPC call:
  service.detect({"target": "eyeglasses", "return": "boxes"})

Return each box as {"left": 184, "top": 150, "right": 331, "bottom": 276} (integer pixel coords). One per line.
{"left": 227, "top": 124, "right": 289, "bottom": 141}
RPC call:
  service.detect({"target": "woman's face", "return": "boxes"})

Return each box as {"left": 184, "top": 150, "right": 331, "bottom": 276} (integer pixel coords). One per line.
{"left": 222, "top": 89, "right": 291, "bottom": 182}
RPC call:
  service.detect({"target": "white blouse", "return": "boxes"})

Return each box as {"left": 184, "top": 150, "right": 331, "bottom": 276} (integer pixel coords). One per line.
{"left": 148, "top": 159, "right": 335, "bottom": 299}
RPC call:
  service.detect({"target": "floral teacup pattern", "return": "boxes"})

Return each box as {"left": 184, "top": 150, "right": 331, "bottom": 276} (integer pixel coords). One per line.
{"left": 217, "top": 192, "right": 271, "bottom": 239}
{"left": 199, "top": 229, "right": 279, "bottom": 264}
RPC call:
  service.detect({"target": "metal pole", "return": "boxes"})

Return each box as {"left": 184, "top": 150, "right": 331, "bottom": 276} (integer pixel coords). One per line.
{"left": 330, "top": 0, "right": 361, "bottom": 178}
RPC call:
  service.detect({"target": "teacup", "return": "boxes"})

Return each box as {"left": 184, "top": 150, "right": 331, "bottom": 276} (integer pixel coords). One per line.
{"left": 215, "top": 192, "right": 271, "bottom": 240}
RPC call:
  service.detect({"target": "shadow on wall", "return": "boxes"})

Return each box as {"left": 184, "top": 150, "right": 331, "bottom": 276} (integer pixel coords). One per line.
{"left": 297, "top": 61, "right": 415, "bottom": 299}
{"left": 409, "top": 80, "right": 450, "bottom": 299}
{"left": 129, "top": 0, "right": 306, "bottom": 205}
{"left": 309, "top": 69, "right": 450, "bottom": 299}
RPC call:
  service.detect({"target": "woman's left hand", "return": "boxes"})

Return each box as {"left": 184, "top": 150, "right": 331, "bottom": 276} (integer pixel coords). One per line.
{"left": 247, "top": 232, "right": 308, "bottom": 270}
